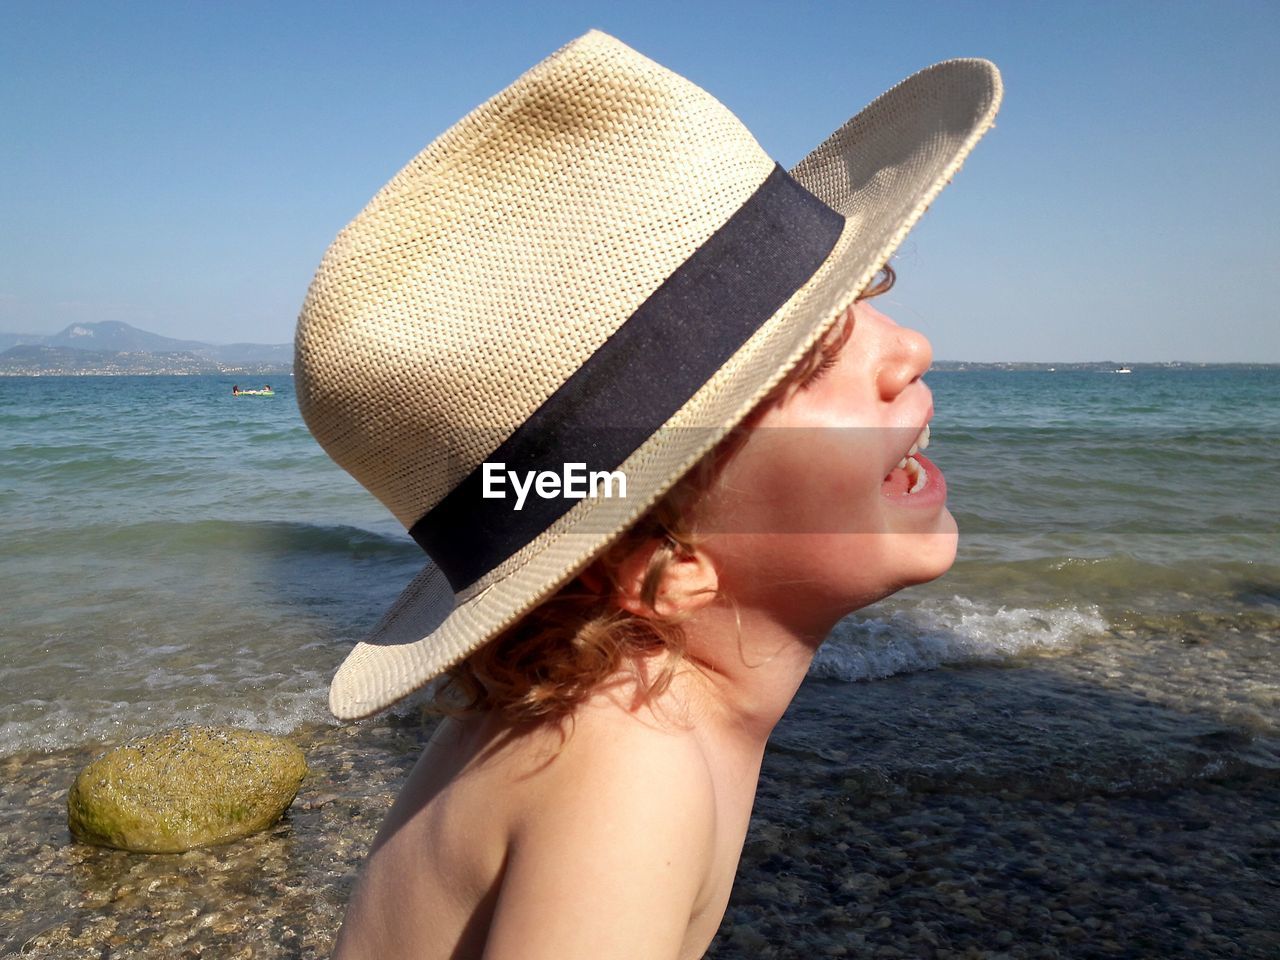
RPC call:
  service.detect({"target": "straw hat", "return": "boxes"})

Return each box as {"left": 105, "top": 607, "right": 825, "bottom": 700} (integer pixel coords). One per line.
{"left": 296, "top": 30, "right": 1002, "bottom": 719}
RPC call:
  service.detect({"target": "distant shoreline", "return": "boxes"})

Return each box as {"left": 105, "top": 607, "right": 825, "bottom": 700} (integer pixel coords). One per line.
{"left": 4, "top": 362, "right": 1278, "bottom": 377}
{"left": 0, "top": 367, "right": 296, "bottom": 377}
{"left": 4, "top": 322, "right": 1276, "bottom": 375}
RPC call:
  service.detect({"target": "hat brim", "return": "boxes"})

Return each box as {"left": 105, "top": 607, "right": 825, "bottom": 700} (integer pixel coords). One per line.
{"left": 328, "top": 58, "right": 1002, "bottom": 720}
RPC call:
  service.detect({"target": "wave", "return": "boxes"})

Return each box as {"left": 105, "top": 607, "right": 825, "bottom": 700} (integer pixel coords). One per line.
{"left": 4, "top": 518, "right": 417, "bottom": 562}
{"left": 812, "top": 598, "right": 1108, "bottom": 682}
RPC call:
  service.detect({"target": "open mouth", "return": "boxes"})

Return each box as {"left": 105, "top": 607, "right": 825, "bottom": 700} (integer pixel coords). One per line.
{"left": 882, "top": 423, "right": 931, "bottom": 496}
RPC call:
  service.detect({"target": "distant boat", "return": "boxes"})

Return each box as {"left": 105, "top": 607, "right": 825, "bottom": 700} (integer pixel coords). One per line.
{"left": 234, "top": 388, "right": 275, "bottom": 397}
{"left": 1114, "top": 367, "right": 1132, "bottom": 374}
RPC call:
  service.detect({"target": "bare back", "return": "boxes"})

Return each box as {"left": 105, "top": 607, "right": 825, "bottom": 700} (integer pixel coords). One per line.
{"left": 332, "top": 685, "right": 765, "bottom": 960}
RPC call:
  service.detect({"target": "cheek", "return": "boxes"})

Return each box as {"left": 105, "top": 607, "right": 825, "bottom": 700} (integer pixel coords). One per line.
{"left": 708, "top": 530, "right": 904, "bottom": 630}
{"left": 708, "top": 436, "right": 881, "bottom": 547}
{"left": 708, "top": 429, "right": 887, "bottom": 537}
{"left": 804, "top": 442, "right": 892, "bottom": 541}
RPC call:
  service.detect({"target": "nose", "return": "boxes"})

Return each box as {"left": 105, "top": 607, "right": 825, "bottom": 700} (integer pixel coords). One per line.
{"left": 870, "top": 309, "right": 932, "bottom": 401}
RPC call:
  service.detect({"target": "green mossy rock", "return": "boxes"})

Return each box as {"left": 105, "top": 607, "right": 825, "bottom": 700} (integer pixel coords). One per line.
{"left": 67, "top": 726, "right": 308, "bottom": 853}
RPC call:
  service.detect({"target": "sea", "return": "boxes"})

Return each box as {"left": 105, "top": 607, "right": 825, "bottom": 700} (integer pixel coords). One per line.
{"left": 1, "top": 368, "right": 1277, "bottom": 761}
{"left": 2, "top": 368, "right": 1278, "bottom": 955}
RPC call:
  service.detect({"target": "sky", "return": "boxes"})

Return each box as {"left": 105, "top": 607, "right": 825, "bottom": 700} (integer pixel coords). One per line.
{"left": 2, "top": 0, "right": 1277, "bottom": 362}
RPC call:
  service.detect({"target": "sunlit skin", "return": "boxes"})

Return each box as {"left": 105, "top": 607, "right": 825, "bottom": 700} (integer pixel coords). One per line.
{"left": 697, "top": 299, "right": 956, "bottom": 635}
{"left": 630, "top": 299, "right": 958, "bottom": 741}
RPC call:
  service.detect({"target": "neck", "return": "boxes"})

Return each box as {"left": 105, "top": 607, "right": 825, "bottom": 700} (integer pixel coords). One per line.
{"left": 677, "top": 603, "right": 827, "bottom": 748}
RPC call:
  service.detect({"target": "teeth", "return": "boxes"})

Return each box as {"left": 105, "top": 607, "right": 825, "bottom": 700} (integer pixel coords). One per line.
{"left": 895, "top": 424, "right": 932, "bottom": 473}
{"left": 887, "top": 425, "right": 934, "bottom": 490}
{"left": 909, "top": 423, "right": 931, "bottom": 456}
{"left": 905, "top": 456, "right": 928, "bottom": 494}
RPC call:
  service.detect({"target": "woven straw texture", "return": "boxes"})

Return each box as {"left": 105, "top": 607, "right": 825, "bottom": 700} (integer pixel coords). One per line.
{"left": 295, "top": 31, "right": 1002, "bottom": 719}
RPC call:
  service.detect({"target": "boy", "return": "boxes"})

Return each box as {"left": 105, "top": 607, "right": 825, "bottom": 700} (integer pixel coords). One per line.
{"left": 295, "top": 30, "right": 1001, "bottom": 959}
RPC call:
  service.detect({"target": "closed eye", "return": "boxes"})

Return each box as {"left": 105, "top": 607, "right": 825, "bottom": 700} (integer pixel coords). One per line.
{"left": 800, "top": 351, "right": 840, "bottom": 389}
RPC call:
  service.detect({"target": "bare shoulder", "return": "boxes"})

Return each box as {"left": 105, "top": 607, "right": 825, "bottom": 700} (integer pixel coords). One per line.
{"left": 482, "top": 694, "right": 719, "bottom": 959}
{"left": 522, "top": 691, "right": 715, "bottom": 805}
{"left": 510, "top": 691, "right": 719, "bottom": 871}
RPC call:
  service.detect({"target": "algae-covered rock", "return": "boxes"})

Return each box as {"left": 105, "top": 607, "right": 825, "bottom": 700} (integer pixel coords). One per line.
{"left": 67, "top": 726, "right": 308, "bottom": 853}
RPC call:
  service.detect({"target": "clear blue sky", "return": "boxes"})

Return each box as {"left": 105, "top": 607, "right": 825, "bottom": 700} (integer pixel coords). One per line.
{"left": 3, "top": 0, "right": 1277, "bottom": 361}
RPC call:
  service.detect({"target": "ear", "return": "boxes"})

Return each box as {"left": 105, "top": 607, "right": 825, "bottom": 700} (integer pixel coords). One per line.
{"left": 577, "top": 563, "right": 607, "bottom": 595}
{"left": 613, "top": 538, "right": 719, "bottom": 619}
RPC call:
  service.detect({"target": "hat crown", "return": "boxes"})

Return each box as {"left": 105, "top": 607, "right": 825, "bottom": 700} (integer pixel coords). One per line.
{"left": 296, "top": 31, "right": 775, "bottom": 528}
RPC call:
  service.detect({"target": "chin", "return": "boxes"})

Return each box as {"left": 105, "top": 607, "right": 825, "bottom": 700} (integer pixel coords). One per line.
{"left": 898, "top": 509, "right": 959, "bottom": 587}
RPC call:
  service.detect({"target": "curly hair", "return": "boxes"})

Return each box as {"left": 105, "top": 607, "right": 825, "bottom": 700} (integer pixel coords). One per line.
{"left": 433, "top": 266, "right": 896, "bottom": 725}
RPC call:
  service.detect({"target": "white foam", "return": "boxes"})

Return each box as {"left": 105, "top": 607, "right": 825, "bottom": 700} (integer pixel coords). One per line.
{"left": 0, "top": 678, "right": 334, "bottom": 757}
{"left": 810, "top": 597, "right": 1108, "bottom": 682}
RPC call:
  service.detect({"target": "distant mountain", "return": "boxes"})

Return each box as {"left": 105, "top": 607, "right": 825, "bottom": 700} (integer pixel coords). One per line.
{"left": 0, "top": 321, "right": 293, "bottom": 374}
{"left": 0, "top": 332, "right": 47, "bottom": 352}
{"left": 55, "top": 321, "right": 209, "bottom": 354}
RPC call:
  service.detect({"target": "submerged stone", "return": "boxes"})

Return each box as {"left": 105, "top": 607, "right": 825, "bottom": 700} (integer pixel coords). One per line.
{"left": 67, "top": 726, "right": 308, "bottom": 853}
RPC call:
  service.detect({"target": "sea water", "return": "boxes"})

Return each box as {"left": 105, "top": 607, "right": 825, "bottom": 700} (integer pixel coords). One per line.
{"left": 1, "top": 370, "right": 1278, "bottom": 797}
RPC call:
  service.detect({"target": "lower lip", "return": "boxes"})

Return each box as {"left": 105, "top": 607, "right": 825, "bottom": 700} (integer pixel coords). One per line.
{"left": 881, "top": 452, "right": 947, "bottom": 509}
